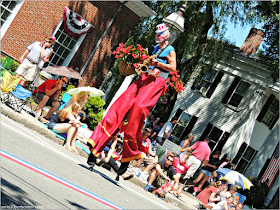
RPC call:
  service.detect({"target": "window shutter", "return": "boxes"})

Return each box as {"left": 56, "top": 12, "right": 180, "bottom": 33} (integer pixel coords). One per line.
{"left": 206, "top": 71, "right": 224, "bottom": 98}
{"left": 257, "top": 94, "right": 275, "bottom": 122}
{"left": 214, "top": 131, "right": 230, "bottom": 152}
{"left": 199, "top": 123, "right": 213, "bottom": 141}
{"left": 175, "top": 109, "right": 184, "bottom": 119}
{"left": 222, "top": 77, "right": 240, "bottom": 104}
{"left": 232, "top": 142, "right": 247, "bottom": 164}
{"left": 181, "top": 116, "right": 198, "bottom": 139}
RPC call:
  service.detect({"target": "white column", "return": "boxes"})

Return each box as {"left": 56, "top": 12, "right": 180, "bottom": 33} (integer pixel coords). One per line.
{"left": 103, "top": 74, "right": 136, "bottom": 117}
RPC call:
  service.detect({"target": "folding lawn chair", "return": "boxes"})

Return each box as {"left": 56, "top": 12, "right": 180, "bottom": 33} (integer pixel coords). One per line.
{"left": 4, "top": 84, "right": 33, "bottom": 113}
{"left": 0, "top": 71, "right": 20, "bottom": 102}
{"left": 58, "top": 92, "right": 72, "bottom": 110}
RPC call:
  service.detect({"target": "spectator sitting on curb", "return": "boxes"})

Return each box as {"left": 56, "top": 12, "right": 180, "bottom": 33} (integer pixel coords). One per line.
{"left": 197, "top": 180, "right": 227, "bottom": 209}
{"left": 47, "top": 102, "right": 82, "bottom": 154}
{"left": 170, "top": 153, "right": 190, "bottom": 194}
{"left": 87, "top": 135, "right": 134, "bottom": 181}
{"left": 64, "top": 91, "right": 90, "bottom": 121}
{"left": 33, "top": 76, "right": 68, "bottom": 120}
{"left": 144, "top": 152, "right": 176, "bottom": 192}
{"left": 132, "top": 127, "right": 158, "bottom": 182}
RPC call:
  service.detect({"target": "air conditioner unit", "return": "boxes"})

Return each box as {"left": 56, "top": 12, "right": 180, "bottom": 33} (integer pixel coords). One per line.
{"left": 200, "top": 87, "right": 207, "bottom": 95}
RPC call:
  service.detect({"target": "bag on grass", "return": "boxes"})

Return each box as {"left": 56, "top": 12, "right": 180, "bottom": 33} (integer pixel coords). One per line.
{"left": 155, "top": 181, "right": 173, "bottom": 198}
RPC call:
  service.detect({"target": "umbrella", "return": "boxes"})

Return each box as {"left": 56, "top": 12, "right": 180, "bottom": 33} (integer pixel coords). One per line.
{"left": 217, "top": 168, "right": 253, "bottom": 190}
{"left": 42, "top": 66, "right": 82, "bottom": 80}
{"left": 67, "top": 87, "right": 105, "bottom": 97}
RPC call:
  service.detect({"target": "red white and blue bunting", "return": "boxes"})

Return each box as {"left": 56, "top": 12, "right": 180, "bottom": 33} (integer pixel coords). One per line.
{"left": 63, "top": 7, "right": 94, "bottom": 37}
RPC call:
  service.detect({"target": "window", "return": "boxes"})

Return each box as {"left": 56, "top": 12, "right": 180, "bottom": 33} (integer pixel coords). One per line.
{"left": 1, "top": 1, "right": 23, "bottom": 39}
{"left": 171, "top": 109, "right": 198, "bottom": 144}
{"left": 257, "top": 94, "right": 279, "bottom": 129}
{"left": 43, "top": 20, "right": 86, "bottom": 68}
{"left": 199, "top": 123, "right": 230, "bottom": 152}
{"left": 233, "top": 142, "right": 257, "bottom": 174}
{"left": 192, "top": 69, "right": 224, "bottom": 98}
{"left": 222, "top": 77, "right": 250, "bottom": 107}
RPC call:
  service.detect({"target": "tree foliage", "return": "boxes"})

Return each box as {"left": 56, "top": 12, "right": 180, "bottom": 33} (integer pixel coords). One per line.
{"left": 109, "top": 1, "right": 278, "bottom": 120}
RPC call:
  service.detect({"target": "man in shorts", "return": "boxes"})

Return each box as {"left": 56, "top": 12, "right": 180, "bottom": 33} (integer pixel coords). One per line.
{"left": 32, "top": 76, "right": 68, "bottom": 120}
{"left": 16, "top": 36, "right": 56, "bottom": 87}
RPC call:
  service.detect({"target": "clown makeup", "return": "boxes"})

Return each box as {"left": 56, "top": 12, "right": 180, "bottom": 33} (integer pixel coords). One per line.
{"left": 156, "top": 33, "right": 165, "bottom": 43}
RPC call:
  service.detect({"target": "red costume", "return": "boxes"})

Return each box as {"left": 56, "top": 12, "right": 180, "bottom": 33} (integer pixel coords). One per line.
{"left": 88, "top": 23, "right": 175, "bottom": 163}
{"left": 88, "top": 73, "right": 167, "bottom": 162}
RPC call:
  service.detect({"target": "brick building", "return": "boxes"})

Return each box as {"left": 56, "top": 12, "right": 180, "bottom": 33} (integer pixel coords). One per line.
{"left": 1, "top": 1, "right": 155, "bottom": 86}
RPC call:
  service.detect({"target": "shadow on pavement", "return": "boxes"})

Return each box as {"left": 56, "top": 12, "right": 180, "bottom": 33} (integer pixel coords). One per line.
{"left": 78, "top": 164, "right": 123, "bottom": 189}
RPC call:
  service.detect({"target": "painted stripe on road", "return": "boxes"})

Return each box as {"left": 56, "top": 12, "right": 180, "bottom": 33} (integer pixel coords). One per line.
{"left": 1, "top": 150, "right": 124, "bottom": 210}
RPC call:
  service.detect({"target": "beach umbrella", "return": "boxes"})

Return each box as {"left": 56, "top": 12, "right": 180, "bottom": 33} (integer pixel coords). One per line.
{"left": 67, "top": 87, "right": 105, "bottom": 97}
{"left": 42, "top": 66, "right": 82, "bottom": 80}
{"left": 217, "top": 168, "right": 253, "bottom": 190}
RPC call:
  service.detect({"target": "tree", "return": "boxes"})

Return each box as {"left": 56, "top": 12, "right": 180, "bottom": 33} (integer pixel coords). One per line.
{"left": 108, "top": 1, "right": 276, "bottom": 121}
{"left": 129, "top": 1, "right": 266, "bottom": 119}
{"left": 255, "top": 0, "right": 279, "bottom": 82}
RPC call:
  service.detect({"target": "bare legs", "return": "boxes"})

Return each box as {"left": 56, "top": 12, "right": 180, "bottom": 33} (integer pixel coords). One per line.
{"left": 36, "top": 94, "right": 60, "bottom": 119}
{"left": 52, "top": 123, "right": 79, "bottom": 153}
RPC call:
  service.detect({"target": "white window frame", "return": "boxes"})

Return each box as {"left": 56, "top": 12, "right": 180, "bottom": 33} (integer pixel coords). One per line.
{"left": 235, "top": 144, "right": 257, "bottom": 174}
{"left": 261, "top": 97, "right": 279, "bottom": 128}
{"left": 1, "top": 1, "right": 24, "bottom": 40}
{"left": 48, "top": 19, "right": 86, "bottom": 67}
{"left": 172, "top": 111, "right": 192, "bottom": 140}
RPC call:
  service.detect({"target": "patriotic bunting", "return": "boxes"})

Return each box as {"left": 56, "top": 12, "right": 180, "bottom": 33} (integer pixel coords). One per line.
{"left": 63, "top": 7, "right": 94, "bottom": 36}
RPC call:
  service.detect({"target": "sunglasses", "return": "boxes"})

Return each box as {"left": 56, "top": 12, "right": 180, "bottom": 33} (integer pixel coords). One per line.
{"left": 167, "top": 158, "right": 174, "bottom": 163}
{"left": 62, "top": 79, "right": 68, "bottom": 83}
{"left": 144, "top": 129, "right": 151, "bottom": 133}
{"left": 45, "top": 39, "right": 53, "bottom": 43}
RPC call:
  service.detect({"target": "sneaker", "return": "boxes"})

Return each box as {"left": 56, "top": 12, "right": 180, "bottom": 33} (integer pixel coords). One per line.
{"left": 34, "top": 112, "right": 41, "bottom": 120}
{"left": 144, "top": 185, "right": 151, "bottom": 192}
{"left": 183, "top": 186, "right": 189, "bottom": 192}
{"left": 192, "top": 192, "right": 197, "bottom": 196}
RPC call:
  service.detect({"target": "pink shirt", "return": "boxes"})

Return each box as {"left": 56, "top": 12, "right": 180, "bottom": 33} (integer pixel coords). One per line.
{"left": 173, "top": 157, "right": 189, "bottom": 175}
{"left": 191, "top": 141, "right": 210, "bottom": 161}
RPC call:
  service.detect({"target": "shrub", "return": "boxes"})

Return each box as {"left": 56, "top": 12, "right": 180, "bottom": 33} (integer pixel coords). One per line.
{"left": 10, "top": 61, "right": 20, "bottom": 72}
{"left": 83, "top": 96, "right": 106, "bottom": 130}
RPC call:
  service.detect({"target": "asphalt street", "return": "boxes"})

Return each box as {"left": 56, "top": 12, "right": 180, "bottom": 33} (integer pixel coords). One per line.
{"left": 1, "top": 114, "right": 180, "bottom": 209}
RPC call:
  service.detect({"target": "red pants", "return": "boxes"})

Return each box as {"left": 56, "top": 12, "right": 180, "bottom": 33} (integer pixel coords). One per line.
{"left": 88, "top": 73, "right": 167, "bottom": 162}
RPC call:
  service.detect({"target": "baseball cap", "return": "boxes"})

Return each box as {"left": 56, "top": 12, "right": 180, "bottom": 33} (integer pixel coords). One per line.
{"left": 229, "top": 185, "right": 238, "bottom": 191}
{"left": 205, "top": 136, "right": 211, "bottom": 141}
{"left": 50, "top": 35, "right": 56, "bottom": 41}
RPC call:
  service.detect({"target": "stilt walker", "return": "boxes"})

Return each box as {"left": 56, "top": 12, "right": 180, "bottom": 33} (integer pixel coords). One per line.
{"left": 87, "top": 23, "right": 177, "bottom": 176}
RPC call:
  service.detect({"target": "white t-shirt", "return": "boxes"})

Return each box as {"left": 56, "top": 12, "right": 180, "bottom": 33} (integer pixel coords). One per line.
{"left": 157, "top": 121, "right": 173, "bottom": 139}
{"left": 27, "top": 41, "right": 52, "bottom": 68}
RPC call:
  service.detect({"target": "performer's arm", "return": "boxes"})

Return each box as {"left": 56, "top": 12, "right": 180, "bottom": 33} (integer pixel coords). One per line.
{"left": 151, "top": 50, "right": 176, "bottom": 72}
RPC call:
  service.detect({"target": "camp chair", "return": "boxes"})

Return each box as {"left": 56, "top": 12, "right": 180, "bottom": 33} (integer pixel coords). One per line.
{"left": 1, "top": 71, "right": 20, "bottom": 103}
{"left": 58, "top": 92, "right": 72, "bottom": 110}
{"left": 1, "top": 56, "right": 16, "bottom": 78}
{"left": 4, "top": 84, "right": 33, "bottom": 113}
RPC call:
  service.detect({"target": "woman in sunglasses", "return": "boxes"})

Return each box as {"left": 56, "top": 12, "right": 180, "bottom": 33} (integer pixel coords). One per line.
{"left": 16, "top": 36, "right": 56, "bottom": 87}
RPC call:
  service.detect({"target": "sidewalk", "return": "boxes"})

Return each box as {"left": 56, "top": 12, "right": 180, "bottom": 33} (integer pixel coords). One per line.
{"left": 1, "top": 103, "right": 201, "bottom": 209}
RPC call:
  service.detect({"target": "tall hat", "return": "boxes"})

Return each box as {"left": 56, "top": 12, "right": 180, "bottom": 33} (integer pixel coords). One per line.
{"left": 155, "top": 23, "right": 169, "bottom": 34}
